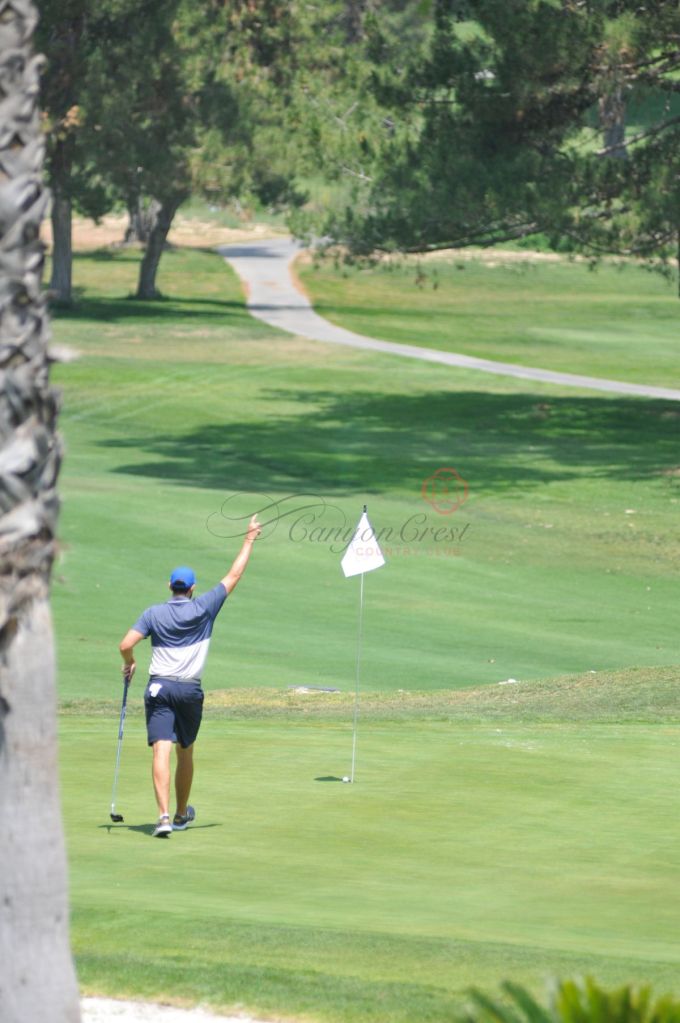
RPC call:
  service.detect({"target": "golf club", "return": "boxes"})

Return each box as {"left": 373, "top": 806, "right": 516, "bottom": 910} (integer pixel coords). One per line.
{"left": 110, "top": 676, "right": 130, "bottom": 823}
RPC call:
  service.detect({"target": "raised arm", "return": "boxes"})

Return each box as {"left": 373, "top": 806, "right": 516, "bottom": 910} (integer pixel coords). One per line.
{"left": 221, "top": 514, "right": 262, "bottom": 594}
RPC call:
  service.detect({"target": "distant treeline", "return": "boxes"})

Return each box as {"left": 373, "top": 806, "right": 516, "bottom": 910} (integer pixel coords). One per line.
{"left": 39, "top": 1, "right": 680, "bottom": 302}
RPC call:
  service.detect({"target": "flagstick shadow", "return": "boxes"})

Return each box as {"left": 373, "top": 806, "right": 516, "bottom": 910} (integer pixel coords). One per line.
{"left": 314, "top": 775, "right": 345, "bottom": 782}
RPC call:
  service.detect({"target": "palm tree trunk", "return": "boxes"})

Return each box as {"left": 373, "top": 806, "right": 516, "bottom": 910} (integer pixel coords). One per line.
{"left": 0, "top": 3, "right": 81, "bottom": 1020}
{"left": 1, "top": 603, "right": 81, "bottom": 1022}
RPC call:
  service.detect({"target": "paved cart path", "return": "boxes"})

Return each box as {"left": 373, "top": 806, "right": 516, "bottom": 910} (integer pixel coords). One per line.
{"left": 219, "top": 237, "right": 680, "bottom": 402}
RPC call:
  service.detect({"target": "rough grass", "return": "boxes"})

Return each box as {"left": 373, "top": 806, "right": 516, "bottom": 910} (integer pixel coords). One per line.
{"left": 61, "top": 666, "right": 680, "bottom": 724}
{"left": 297, "top": 253, "right": 680, "bottom": 387}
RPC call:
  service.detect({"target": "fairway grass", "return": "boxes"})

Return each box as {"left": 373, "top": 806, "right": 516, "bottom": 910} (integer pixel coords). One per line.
{"left": 51, "top": 246, "right": 680, "bottom": 1020}
{"left": 51, "top": 249, "right": 680, "bottom": 699}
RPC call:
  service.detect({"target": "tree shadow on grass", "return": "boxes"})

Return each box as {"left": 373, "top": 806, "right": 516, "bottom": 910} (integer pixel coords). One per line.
{"left": 99, "top": 388, "right": 680, "bottom": 498}
{"left": 219, "top": 242, "right": 294, "bottom": 259}
{"left": 71, "top": 248, "right": 141, "bottom": 263}
{"left": 51, "top": 293, "right": 246, "bottom": 325}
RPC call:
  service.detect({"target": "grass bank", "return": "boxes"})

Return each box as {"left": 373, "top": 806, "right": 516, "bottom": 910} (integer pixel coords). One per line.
{"left": 61, "top": 665, "right": 680, "bottom": 725}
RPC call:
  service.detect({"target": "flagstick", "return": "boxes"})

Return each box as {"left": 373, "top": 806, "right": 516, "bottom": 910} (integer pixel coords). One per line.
{"left": 350, "top": 569, "right": 365, "bottom": 784}
{"left": 342, "top": 503, "right": 383, "bottom": 786}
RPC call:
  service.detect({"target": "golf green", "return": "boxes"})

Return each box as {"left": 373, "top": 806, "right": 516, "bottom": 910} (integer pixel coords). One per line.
{"left": 63, "top": 706, "right": 680, "bottom": 1021}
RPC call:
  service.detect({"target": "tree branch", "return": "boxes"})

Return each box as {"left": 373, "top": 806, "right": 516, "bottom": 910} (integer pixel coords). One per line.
{"left": 340, "top": 164, "right": 373, "bottom": 181}
{"left": 619, "top": 47, "right": 680, "bottom": 74}
{"left": 596, "top": 113, "right": 680, "bottom": 156}
{"left": 381, "top": 219, "right": 541, "bottom": 254}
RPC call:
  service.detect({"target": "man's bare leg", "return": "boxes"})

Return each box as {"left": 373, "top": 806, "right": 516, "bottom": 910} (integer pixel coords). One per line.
{"left": 151, "top": 740, "right": 173, "bottom": 818}
{"left": 175, "top": 743, "right": 194, "bottom": 817}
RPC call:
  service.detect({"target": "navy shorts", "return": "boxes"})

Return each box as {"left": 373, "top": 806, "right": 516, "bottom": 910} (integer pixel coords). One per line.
{"left": 144, "top": 678, "right": 204, "bottom": 748}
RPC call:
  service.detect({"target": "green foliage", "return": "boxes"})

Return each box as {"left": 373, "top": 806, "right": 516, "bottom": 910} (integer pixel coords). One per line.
{"left": 38, "top": 1, "right": 680, "bottom": 278}
{"left": 307, "top": 0, "right": 680, "bottom": 284}
{"left": 37, "top": 0, "right": 136, "bottom": 218}
{"left": 75, "top": 0, "right": 297, "bottom": 210}
{"left": 37, "top": 0, "right": 311, "bottom": 297}
{"left": 288, "top": 1, "right": 435, "bottom": 239}
{"left": 83, "top": 0, "right": 193, "bottom": 209}
{"left": 463, "top": 979, "right": 680, "bottom": 1023}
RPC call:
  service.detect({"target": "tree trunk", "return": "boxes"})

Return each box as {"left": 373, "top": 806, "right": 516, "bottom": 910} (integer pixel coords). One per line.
{"left": 123, "top": 195, "right": 153, "bottom": 246}
{"left": 135, "top": 196, "right": 181, "bottom": 299}
{"left": 0, "top": 3, "right": 81, "bottom": 1021}
{"left": 49, "top": 151, "right": 73, "bottom": 303}
{"left": 343, "top": 0, "right": 368, "bottom": 42}
{"left": 598, "top": 82, "right": 627, "bottom": 159}
{"left": 1, "top": 603, "right": 80, "bottom": 1023}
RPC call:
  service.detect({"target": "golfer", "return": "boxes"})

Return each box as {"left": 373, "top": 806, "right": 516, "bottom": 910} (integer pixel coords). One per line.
{"left": 118, "top": 514, "right": 262, "bottom": 837}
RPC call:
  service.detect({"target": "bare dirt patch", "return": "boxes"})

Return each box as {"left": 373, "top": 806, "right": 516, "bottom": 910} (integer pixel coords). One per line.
{"left": 294, "top": 244, "right": 571, "bottom": 271}
{"left": 418, "top": 246, "right": 568, "bottom": 266}
{"left": 43, "top": 214, "right": 284, "bottom": 252}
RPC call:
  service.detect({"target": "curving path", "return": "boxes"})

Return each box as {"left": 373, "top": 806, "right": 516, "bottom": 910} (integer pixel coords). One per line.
{"left": 219, "top": 237, "right": 680, "bottom": 402}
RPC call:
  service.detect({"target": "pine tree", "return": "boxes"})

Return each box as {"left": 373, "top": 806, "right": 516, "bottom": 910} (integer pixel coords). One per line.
{"left": 38, "top": 0, "right": 307, "bottom": 301}
{"left": 313, "top": 0, "right": 680, "bottom": 288}
{"left": 37, "top": 0, "right": 124, "bottom": 303}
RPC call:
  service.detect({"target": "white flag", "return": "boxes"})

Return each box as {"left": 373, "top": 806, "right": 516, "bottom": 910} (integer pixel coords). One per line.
{"left": 341, "top": 511, "right": 385, "bottom": 578}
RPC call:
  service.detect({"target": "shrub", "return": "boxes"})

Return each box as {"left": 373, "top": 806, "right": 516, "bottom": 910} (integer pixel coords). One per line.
{"left": 461, "top": 979, "right": 680, "bottom": 1023}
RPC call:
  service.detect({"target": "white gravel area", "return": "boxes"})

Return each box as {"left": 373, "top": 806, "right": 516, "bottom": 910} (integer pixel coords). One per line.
{"left": 81, "top": 997, "right": 272, "bottom": 1023}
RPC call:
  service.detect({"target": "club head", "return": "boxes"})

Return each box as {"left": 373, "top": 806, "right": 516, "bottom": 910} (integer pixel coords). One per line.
{"left": 110, "top": 813, "right": 124, "bottom": 823}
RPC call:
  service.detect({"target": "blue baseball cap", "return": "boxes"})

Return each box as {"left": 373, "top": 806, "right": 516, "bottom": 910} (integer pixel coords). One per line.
{"left": 170, "top": 566, "right": 196, "bottom": 590}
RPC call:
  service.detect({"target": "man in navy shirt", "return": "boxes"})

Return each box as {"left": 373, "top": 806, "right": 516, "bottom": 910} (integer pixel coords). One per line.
{"left": 119, "top": 514, "right": 261, "bottom": 837}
